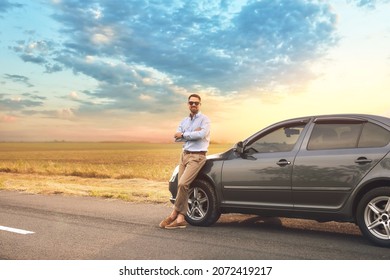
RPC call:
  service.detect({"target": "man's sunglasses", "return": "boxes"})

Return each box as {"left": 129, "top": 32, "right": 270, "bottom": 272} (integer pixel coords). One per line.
{"left": 188, "top": 101, "right": 200, "bottom": 106}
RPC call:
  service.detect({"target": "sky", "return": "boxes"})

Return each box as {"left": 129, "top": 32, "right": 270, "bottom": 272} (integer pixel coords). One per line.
{"left": 0, "top": 0, "right": 390, "bottom": 143}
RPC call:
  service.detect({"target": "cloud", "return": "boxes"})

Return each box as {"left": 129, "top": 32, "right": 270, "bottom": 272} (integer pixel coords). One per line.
{"left": 57, "top": 108, "right": 76, "bottom": 120}
{"left": 0, "top": 95, "right": 44, "bottom": 110}
{"left": 9, "top": 0, "right": 339, "bottom": 115}
{"left": 4, "top": 74, "right": 33, "bottom": 87}
{"left": 21, "top": 108, "right": 78, "bottom": 122}
{"left": 349, "top": 0, "right": 390, "bottom": 8}
{"left": 68, "top": 91, "right": 80, "bottom": 100}
{"left": 22, "top": 93, "right": 47, "bottom": 100}
{"left": 11, "top": 40, "right": 63, "bottom": 73}
{"left": 0, "top": 87, "right": 46, "bottom": 112}
{"left": 0, "top": 0, "right": 23, "bottom": 14}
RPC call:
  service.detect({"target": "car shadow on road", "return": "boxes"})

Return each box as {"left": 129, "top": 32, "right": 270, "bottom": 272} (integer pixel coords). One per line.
{"left": 214, "top": 213, "right": 364, "bottom": 242}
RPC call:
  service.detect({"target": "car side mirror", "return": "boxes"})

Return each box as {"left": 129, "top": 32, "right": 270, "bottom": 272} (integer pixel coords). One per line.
{"left": 234, "top": 141, "right": 244, "bottom": 154}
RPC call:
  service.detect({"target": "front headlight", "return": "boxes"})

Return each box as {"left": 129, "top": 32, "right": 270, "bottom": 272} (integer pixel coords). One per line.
{"left": 169, "top": 165, "right": 179, "bottom": 182}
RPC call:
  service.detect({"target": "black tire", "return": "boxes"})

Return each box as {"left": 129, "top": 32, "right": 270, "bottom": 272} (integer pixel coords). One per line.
{"left": 356, "top": 187, "right": 390, "bottom": 247}
{"left": 185, "top": 179, "right": 221, "bottom": 226}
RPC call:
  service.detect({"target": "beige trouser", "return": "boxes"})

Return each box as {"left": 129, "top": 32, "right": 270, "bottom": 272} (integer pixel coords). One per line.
{"left": 174, "top": 152, "right": 207, "bottom": 215}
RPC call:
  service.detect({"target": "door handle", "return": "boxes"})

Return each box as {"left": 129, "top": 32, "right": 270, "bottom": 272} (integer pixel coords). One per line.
{"left": 355, "top": 157, "right": 372, "bottom": 164}
{"left": 277, "top": 159, "right": 291, "bottom": 166}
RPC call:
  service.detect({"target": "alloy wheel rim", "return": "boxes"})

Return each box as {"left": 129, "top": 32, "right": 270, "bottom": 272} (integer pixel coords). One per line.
{"left": 364, "top": 195, "right": 390, "bottom": 240}
{"left": 187, "top": 186, "right": 209, "bottom": 221}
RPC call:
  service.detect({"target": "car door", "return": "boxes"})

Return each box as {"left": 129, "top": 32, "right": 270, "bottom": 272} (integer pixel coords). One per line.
{"left": 292, "top": 117, "right": 390, "bottom": 211}
{"left": 220, "top": 122, "right": 308, "bottom": 209}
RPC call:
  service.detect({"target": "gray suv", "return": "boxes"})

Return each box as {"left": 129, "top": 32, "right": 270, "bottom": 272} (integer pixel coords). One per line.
{"left": 169, "top": 114, "right": 390, "bottom": 247}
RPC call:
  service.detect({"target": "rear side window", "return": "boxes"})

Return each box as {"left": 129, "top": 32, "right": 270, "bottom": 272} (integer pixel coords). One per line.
{"left": 308, "top": 122, "right": 390, "bottom": 150}
{"left": 359, "top": 123, "right": 390, "bottom": 148}
{"left": 308, "top": 123, "right": 362, "bottom": 150}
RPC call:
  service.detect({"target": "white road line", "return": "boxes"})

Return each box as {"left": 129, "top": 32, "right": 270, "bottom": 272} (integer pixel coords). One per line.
{"left": 0, "top": 225, "right": 35, "bottom": 235}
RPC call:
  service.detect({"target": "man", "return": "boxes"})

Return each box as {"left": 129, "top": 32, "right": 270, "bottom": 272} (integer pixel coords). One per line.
{"left": 159, "top": 94, "right": 210, "bottom": 229}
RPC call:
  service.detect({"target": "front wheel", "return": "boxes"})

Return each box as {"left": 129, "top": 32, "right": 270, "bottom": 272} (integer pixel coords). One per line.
{"left": 185, "top": 179, "right": 221, "bottom": 226}
{"left": 356, "top": 187, "right": 390, "bottom": 247}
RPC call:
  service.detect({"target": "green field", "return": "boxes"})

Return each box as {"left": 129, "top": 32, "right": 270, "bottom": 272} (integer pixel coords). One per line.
{"left": 0, "top": 142, "right": 232, "bottom": 203}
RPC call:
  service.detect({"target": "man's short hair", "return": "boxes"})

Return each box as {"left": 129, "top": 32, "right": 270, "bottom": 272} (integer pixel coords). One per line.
{"left": 188, "top": 94, "right": 201, "bottom": 101}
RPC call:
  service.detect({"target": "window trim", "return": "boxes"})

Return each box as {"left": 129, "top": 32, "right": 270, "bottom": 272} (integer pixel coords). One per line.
{"left": 313, "top": 117, "right": 367, "bottom": 124}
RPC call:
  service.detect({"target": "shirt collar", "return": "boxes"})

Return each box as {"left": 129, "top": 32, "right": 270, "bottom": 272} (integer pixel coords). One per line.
{"left": 189, "top": 112, "right": 202, "bottom": 120}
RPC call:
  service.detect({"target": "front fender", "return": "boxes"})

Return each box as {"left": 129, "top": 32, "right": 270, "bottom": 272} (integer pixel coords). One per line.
{"left": 168, "top": 157, "right": 224, "bottom": 204}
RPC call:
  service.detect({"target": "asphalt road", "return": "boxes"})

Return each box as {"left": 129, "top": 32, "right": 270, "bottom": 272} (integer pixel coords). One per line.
{"left": 0, "top": 190, "right": 389, "bottom": 260}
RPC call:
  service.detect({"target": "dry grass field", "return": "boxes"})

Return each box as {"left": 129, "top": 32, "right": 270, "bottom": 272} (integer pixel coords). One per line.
{"left": 0, "top": 142, "right": 232, "bottom": 203}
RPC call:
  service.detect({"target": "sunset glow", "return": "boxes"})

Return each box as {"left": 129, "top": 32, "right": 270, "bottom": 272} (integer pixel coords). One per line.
{"left": 1, "top": 0, "right": 389, "bottom": 143}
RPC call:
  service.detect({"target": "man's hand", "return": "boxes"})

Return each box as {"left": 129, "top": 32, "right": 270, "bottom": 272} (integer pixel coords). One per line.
{"left": 174, "top": 132, "right": 183, "bottom": 139}
{"left": 174, "top": 127, "right": 202, "bottom": 139}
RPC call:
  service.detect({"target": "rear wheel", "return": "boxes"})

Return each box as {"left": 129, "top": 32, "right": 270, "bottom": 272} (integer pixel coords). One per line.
{"left": 356, "top": 187, "right": 390, "bottom": 247}
{"left": 185, "top": 179, "right": 221, "bottom": 226}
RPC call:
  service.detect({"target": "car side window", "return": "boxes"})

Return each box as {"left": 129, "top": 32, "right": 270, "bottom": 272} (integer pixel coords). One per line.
{"left": 247, "top": 125, "right": 305, "bottom": 153}
{"left": 359, "top": 123, "right": 390, "bottom": 148}
{"left": 307, "top": 122, "right": 390, "bottom": 150}
{"left": 307, "top": 123, "right": 362, "bottom": 150}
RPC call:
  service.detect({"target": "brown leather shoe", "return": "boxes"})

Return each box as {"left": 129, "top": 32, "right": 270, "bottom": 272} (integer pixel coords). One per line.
{"left": 165, "top": 220, "right": 187, "bottom": 229}
{"left": 159, "top": 216, "right": 174, "bottom": 228}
